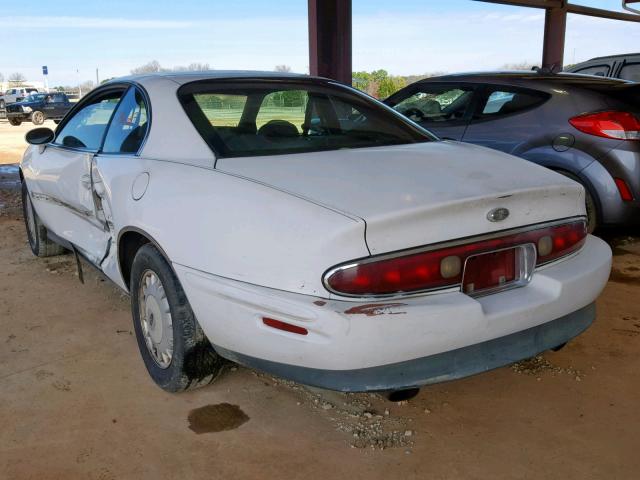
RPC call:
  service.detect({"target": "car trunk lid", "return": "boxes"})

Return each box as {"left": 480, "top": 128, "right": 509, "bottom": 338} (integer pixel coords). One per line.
{"left": 216, "top": 141, "right": 585, "bottom": 254}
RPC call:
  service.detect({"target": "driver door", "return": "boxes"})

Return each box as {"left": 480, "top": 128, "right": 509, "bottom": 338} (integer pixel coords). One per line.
{"left": 386, "top": 83, "right": 478, "bottom": 141}
{"left": 41, "top": 94, "right": 57, "bottom": 117}
{"left": 27, "top": 88, "right": 125, "bottom": 265}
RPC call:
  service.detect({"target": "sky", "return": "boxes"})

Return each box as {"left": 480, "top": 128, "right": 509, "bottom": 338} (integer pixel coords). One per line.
{"left": 0, "top": 0, "right": 638, "bottom": 86}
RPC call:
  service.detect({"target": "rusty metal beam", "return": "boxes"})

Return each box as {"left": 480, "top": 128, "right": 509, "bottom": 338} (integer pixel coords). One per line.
{"left": 542, "top": 3, "right": 567, "bottom": 72}
{"left": 474, "top": 0, "right": 561, "bottom": 9}
{"left": 476, "top": 0, "right": 640, "bottom": 71}
{"left": 477, "top": 0, "right": 640, "bottom": 22}
{"left": 567, "top": 3, "right": 640, "bottom": 22}
{"left": 308, "top": 0, "right": 352, "bottom": 84}
{"left": 624, "top": 0, "right": 640, "bottom": 14}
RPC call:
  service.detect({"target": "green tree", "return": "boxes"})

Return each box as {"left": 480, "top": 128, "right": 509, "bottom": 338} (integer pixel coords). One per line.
{"left": 370, "top": 69, "right": 389, "bottom": 83}
{"left": 352, "top": 71, "right": 372, "bottom": 92}
{"left": 377, "top": 76, "right": 407, "bottom": 99}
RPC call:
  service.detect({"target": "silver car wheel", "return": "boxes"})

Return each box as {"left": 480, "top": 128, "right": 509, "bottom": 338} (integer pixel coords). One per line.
{"left": 138, "top": 269, "right": 174, "bottom": 369}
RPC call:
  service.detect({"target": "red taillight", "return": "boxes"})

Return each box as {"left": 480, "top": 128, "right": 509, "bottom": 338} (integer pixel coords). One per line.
{"left": 614, "top": 177, "right": 634, "bottom": 202}
{"left": 569, "top": 111, "right": 640, "bottom": 141}
{"left": 324, "top": 220, "right": 586, "bottom": 296}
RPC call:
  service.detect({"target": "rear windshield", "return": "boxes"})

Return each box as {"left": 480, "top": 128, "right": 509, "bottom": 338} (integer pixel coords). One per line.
{"left": 578, "top": 84, "right": 640, "bottom": 110}
{"left": 606, "top": 87, "right": 640, "bottom": 110}
{"left": 178, "top": 80, "right": 433, "bottom": 158}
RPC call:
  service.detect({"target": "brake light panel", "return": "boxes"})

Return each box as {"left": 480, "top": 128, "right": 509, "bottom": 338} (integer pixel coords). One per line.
{"left": 569, "top": 111, "right": 640, "bottom": 141}
{"left": 324, "top": 219, "right": 587, "bottom": 297}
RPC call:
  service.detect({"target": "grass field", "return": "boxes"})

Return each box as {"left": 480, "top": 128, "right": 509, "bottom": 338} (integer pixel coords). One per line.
{"left": 202, "top": 106, "right": 307, "bottom": 131}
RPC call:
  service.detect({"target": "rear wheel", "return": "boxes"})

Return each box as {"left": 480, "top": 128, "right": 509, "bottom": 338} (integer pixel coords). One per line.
{"left": 130, "top": 244, "right": 224, "bottom": 392}
{"left": 31, "top": 111, "right": 45, "bottom": 125}
{"left": 557, "top": 171, "right": 598, "bottom": 233}
{"left": 8, "top": 117, "right": 22, "bottom": 126}
{"left": 22, "top": 183, "right": 66, "bottom": 257}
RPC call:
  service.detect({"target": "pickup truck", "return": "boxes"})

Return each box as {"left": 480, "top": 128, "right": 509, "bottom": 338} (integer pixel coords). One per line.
{"left": 0, "top": 87, "right": 39, "bottom": 109}
{"left": 5, "top": 92, "right": 73, "bottom": 126}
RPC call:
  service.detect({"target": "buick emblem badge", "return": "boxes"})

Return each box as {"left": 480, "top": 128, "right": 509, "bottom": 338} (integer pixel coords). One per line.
{"left": 487, "top": 207, "right": 510, "bottom": 222}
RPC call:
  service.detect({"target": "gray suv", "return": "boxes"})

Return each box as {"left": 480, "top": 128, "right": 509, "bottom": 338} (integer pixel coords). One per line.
{"left": 385, "top": 72, "right": 640, "bottom": 231}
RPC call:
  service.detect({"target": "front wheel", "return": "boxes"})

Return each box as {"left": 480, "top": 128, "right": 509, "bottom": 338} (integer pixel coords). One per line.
{"left": 31, "top": 110, "right": 45, "bottom": 125}
{"left": 130, "top": 244, "right": 224, "bottom": 392}
{"left": 22, "top": 183, "right": 66, "bottom": 257}
{"left": 8, "top": 117, "right": 22, "bottom": 126}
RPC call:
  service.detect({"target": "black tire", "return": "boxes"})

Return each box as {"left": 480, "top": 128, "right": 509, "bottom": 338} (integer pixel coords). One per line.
{"left": 8, "top": 117, "right": 22, "bottom": 126}
{"left": 22, "top": 183, "right": 66, "bottom": 257}
{"left": 130, "top": 244, "right": 224, "bottom": 392}
{"left": 557, "top": 171, "right": 598, "bottom": 233}
{"left": 31, "top": 111, "right": 45, "bottom": 126}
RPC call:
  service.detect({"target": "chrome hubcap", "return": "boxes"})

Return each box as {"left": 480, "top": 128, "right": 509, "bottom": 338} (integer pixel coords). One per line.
{"left": 25, "top": 194, "right": 36, "bottom": 244}
{"left": 138, "top": 270, "right": 173, "bottom": 368}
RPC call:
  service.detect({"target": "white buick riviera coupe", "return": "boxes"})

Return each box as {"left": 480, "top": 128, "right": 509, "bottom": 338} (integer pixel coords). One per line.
{"left": 20, "top": 72, "right": 612, "bottom": 392}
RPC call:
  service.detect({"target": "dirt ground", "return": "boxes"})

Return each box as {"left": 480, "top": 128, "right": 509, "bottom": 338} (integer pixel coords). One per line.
{"left": 1, "top": 119, "right": 640, "bottom": 479}
{"left": 0, "top": 118, "right": 56, "bottom": 165}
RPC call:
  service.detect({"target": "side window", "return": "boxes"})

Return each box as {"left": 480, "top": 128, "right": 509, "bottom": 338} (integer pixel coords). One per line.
{"left": 55, "top": 91, "right": 123, "bottom": 150}
{"left": 102, "top": 88, "right": 149, "bottom": 154}
{"left": 575, "top": 65, "right": 610, "bottom": 77}
{"left": 255, "top": 90, "right": 308, "bottom": 132}
{"left": 392, "top": 86, "right": 474, "bottom": 123}
{"left": 478, "top": 89, "right": 547, "bottom": 118}
{"left": 482, "top": 91, "right": 516, "bottom": 114}
{"left": 619, "top": 63, "right": 640, "bottom": 82}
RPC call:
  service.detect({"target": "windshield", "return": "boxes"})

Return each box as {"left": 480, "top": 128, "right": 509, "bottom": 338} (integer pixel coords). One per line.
{"left": 178, "top": 80, "right": 434, "bottom": 158}
{"left": 24, "top": 93, "right": 46, "bottom": 102}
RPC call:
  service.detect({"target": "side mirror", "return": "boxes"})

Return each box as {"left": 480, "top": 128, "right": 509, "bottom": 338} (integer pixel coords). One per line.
{"left": 25, "top": 127, "right": 54, "bottom": 145}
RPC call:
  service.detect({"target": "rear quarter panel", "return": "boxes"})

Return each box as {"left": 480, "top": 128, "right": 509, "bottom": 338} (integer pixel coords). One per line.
{"left": 96, "top": 157, "right": 369, "bottom": 296}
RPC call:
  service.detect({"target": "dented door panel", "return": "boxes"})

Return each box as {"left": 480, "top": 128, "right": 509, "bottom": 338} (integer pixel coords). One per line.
{"left": 25, "top": 144, "right": 111, "bottom": 264}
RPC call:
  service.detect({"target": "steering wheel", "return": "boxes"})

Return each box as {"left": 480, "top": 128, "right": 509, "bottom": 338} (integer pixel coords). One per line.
{"left": 402, "top": 107, "right": 426, "bottom": 122}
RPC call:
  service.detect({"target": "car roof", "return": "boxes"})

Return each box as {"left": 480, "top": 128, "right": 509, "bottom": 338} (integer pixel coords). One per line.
{"left": 108, "top": 70, "right": 314, "bottom": 87}
{"left": 415, "top": 71, "right": 633, "bottom": 86}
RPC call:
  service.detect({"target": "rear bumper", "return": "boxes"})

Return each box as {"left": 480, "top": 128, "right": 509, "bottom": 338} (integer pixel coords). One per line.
{"left": 215, "top": 302, "right": 594, "bottom": 391}
{"left": 174, "top": 234, "right": 611, "bottom": 391}
{"left": 583, "top": 147, "right": 640, "bottom": 226}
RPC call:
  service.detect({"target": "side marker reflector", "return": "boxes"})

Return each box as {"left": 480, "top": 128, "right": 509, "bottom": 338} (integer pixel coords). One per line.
{"left": 614, "top": 178, "right": 634, "bottom": 202}
{"left": 262, "top": 317, "right": 308, "bottom": 336}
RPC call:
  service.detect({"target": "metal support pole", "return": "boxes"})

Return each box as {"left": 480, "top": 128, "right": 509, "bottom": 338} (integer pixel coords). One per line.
{"left": 542, "top": 2, "right": 567, "bottom": 72}
{"left": 308, "top": 0, "right": 352, "bottom": 84}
